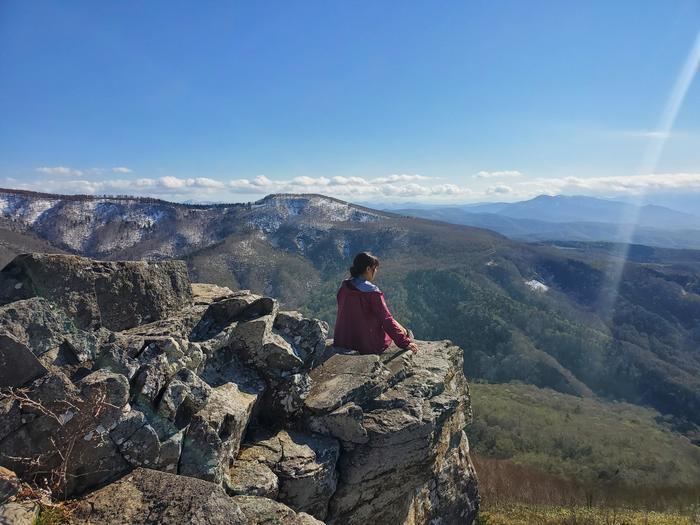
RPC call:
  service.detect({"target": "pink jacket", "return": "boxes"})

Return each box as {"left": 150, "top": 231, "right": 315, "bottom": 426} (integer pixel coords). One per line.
{"left": 333, "top": 279, "right": 412, "bottom": 354}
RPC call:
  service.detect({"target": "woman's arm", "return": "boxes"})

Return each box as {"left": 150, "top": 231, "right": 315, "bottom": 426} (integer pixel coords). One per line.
{"left": 372, "top": 293, "right": 412, "bottom": 349}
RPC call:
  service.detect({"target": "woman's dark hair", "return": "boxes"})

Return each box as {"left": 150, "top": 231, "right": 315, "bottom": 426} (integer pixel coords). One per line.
{"left": 349, "top": 252, "right": 379, "bottom": 278}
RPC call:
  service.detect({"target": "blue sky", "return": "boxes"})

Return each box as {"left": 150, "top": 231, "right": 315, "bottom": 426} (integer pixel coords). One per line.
{"left": 1, "top": 1, "right": 699, "bottom": 203}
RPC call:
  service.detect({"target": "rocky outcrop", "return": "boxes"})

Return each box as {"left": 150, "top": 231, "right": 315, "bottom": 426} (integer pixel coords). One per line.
{"left": 0, "top": 253, "right": 192, "bottom": 331}
{"left": 0, "top": 253, "right": 479, "bottom": 524}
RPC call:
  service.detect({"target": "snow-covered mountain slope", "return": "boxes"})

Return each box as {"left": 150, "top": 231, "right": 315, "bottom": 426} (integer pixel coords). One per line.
{"left": 0, "top": 189, "right": 391, "bottom": 259}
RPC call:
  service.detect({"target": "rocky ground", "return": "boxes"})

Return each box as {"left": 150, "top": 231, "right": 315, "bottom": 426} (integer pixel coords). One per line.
{"left": 0, "top": 253, "right": 479, "bottom": 524}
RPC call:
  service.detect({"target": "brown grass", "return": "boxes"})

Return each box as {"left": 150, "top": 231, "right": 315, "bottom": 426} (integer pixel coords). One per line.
{"left": 473, "top": 455, "right": 700, "bottom": 514}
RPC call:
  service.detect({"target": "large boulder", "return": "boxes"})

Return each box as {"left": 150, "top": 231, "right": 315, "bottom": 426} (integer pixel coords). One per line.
{"left": 68, "top": 468, "right": 247, "bottom": 524}
{"left": 68, "top": 468, "right": 320, "bottom": 525}
{"left": 0, "top": 253, "right": 192, "bottom": 331}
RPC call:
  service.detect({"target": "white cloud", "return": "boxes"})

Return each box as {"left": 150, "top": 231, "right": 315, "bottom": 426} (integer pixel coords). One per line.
{"left": 374, "top": 174, "right": 434, "bottom": 183}
{"left": 36, "top": 166, "right": 83, "bottom": 176}
{"left": 486, "top": 185, "right": 513, "bottom": 195}
{"left": 12, "top": 172, "right": 476, "bottom": 202}
{"left": 475, "top": 170, "right": 523, "bottom": 179}
{"left": 18, "top": 169, "right": 700, "bottom": 204}
{"left": 330, "top": 176, "right": 371, "bottom": 186}
{"left": 160, "top": 176, "right": 190, "bottom": 189}
{"left": 36, "top": 166, "right": 134, "bottom": 176}
{"left": 518, "top": 172, "right": 700, "bottom": 196}
{"left": 292, "top": 176, "right": 330, "bottom": 186}
{"left": 194, "top": 177, "right": 226, "bottom": 189}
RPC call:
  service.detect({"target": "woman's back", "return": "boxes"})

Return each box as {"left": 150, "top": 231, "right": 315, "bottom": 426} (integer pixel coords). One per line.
{"left": 333, "top": 277, "right": 411, "bottom": 354}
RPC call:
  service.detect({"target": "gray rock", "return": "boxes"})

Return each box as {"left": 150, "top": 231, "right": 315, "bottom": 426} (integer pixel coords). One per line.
{"left": 68, "top": 468, "right": 247, "bottom": 525}
{"left": 155, "top": 429, "right": 185, "bottom": 473}
{"left": 326, "top": 340, "right": 479, "bottom": 525}
{"left": 191, "top": 283, "right": 246, "bottom": 305}
{"left": 0, "top": 332, "right": 47, "bottom": 387}
{"left": 78, "top": 370, "right": 130, "bottom": 430}
{"left": 68, "top": 465, "right": 317, "bottom": 525}
{"left": 273, "top": 310, "right": 329, "bottom": 367}
{"left": 304, "top": 352, "right": 390, "bottom": 414}
{"left": 0, "top": 372, "right": 131, "bottom": 497}
{"left": 230, "top": 495, "right": 324, "bottom": 525}
{"left": 135, "top": 336, "right": 204, "bottom": 383}
{"left": 232, "top": 314, "right": 304, "bottom": 375}
{"left": 129, "top": 336, "right": 203, "bottom": 407}
{"left": 0, "top": 254, "right": 192, "bottom": 331}
{"left": 179, "top": 381, "right": 262, "bottom": 483}
{"left": 109, "top": 409, "right": 147, "bottom": 445}
{"left": 274, "top": 431, "right": 339, "bottom": 520}
{"left": 226, "top": 460, "right": 279, "bottom": 498}
{"left": 406, "top": 430, "right": 479, "bottom": 524}
{"left": 0, "top": 254, "right": 480, "bottom": 522}
{"left": 157, "top": 368, "right": 212, "bottom": 427}
{"left": 122, "top": 306, "right": 205, "bottom": 340}
{"left": 0, "top": 501, "right": 38, "bottom": 525}
{"left": 79, "top": 370, "right": 130, "bottom": 409}
{"left": 93, "top": 341, "right": 141, "bottom": 380}
{"left": 239, "top": 429, "right": 339, "bottom": 521}
{"left": 0, "top": 396, "right": 26, "bottom": 443}
{"left": 190, "top": 294, "right": 276, "bottom": 341}
{"left": 119, "top": 422, "right": 161, "bottom": 467}
{"left": 0, "top": 297, "right": 100, "bottom": 363}
{"left": 260, "top": 373, "right": 311, "bottom": 426}
{"left": 0, "top": 467, "right": 19, "bottom": 505}
{"left": 307, "top": 402, "right": 368, "bottom": 444}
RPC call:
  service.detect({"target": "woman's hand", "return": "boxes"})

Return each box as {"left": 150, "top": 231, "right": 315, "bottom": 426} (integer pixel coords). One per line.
{"left": 406, "top": 342, "right": 419, "bottom": 354}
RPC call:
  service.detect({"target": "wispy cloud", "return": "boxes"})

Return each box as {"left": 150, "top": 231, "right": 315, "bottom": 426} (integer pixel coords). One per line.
{"left": 486, "top": 185, "right": 513, "bottom": 195}
{"left": 36, "top": 166, "right": 83, "bottom": 176}
{"left": 35, "top": 165, "right": 134, "bottom": 176}
{"left": 475, "top": 170, "right": 523, "bottom": 179}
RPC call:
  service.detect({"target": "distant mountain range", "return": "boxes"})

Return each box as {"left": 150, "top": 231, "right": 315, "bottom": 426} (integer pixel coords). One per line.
{"left": 1, "top": 187, "right": 699, "bottom": 445}
{"left": 387, "top": 195, "right": 700, "bottom": 249}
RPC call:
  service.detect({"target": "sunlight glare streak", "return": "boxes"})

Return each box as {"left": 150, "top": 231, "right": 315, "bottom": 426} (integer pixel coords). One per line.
{"left": 602, "top": 30, "right": 700, "bottom": 315}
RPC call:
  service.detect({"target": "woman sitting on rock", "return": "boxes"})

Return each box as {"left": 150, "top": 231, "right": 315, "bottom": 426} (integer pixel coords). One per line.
{"left": 333, "top": 252, "right": 418, "bottom": 355}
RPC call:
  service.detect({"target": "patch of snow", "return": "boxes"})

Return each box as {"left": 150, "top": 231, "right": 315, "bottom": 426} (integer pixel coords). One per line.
{"left": 524, "top": 279, "right": 549, "bottom": 292}
{"left": 0, "top": 194, "right": 58, "bottom": 225}
{"left": 248, "top": 214, "right": 283, "bottom": 233}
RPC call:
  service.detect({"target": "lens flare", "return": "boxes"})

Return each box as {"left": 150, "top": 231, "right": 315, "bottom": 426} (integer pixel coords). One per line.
{"left": 601, "top": 30, "right": 700, "bottom": 315}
